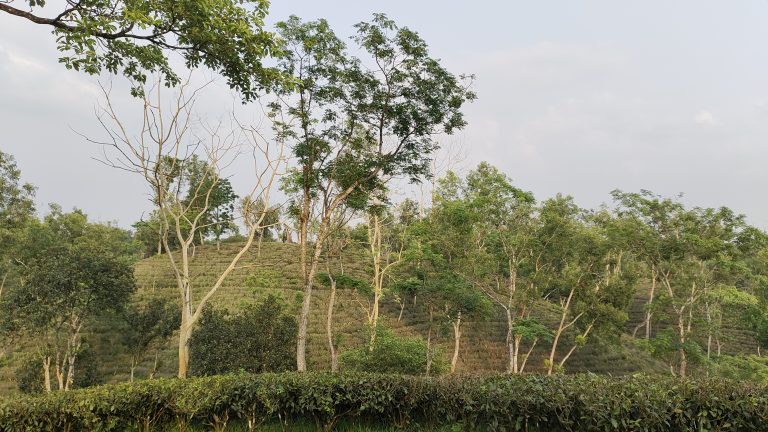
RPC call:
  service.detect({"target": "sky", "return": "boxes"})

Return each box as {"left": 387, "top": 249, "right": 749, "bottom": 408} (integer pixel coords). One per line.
{"left": 1, "top": 1, "right": 767, "bottom": 228}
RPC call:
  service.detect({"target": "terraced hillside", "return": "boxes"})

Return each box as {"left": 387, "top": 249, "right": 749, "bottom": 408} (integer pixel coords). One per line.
{"left": 0, "top": 241, "right": 761, "bottom": 393}
{"left": 127, "top": 242, "right": 676, "bottom": 377}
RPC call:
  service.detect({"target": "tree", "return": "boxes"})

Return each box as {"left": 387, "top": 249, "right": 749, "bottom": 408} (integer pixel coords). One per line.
{"left": 270, "top": 14, "right": 475, "bottom": 371}
{"left": 414, "top": 174, "right": 492, "bottom": 373}
{"left": 120, "top": 296, "right": 179, "bottom": 382}
{"left": 96, "top": 79, "right": 285, "bottom": 377}
{"left": 0, "top": 0, "right": 281, "bottom": 99}
{"left": 7, "top": 207, "right": 138, "bottom": 391}
{"left": 461, "top": 162, "right": 545, "bottom": 374}
{"left": 0, "top": 151, "right": 35, "bottom": 300}
{"left": 189, "top": 295, "right": 297, "bottom": 376}
{"left": 181, "top": 155, "right": 239, "bottom": 248}
{"left": 613, "top": 190, "right": 751, "bottom": 377}
{"left": 538, "top": 196, "right": 634, "bottom": 375}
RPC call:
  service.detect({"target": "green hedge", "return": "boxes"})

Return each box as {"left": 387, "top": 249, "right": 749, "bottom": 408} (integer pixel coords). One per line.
{"left": 0, "top": 373, "right": 765, "bottom": 431}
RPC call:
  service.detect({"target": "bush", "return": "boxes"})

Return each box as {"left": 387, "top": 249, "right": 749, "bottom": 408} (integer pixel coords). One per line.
{"left": 15, "top": 346, "right": 101, "bottom": 394}
{"left": 339, "top": 326, "right": 447, "bottom": 375}
{"left": 0, "top": 373, "right": 765, "bottom": 431}
{"left": 189, "top": 295, "right": 297, "bottom": 376}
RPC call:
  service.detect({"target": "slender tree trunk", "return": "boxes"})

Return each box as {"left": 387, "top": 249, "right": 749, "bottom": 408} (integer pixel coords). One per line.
{"left": 519, "top": 338, "right": 537, "bottom": 374}
{"left": 548, "top": 287, "right": 576, "bottom": 375}
{"left": 646, "top": 266, "right": 656, "bottom": 339}
{"left": 558, "top": 323, "right": 594, "bottom": 370}
{"left": 0, "top": 272, "right": 6, "bottom": 300}
{"left": 326, "top": 271, "right": 338, "bottom": 372}
{"left": 42, "top": 356, "right": 52, "bottom": 392}
{"left": 450, "top": 311, "right": 462, "bottom": 373}
{"left": 505, "top": 307, "right": 515, "bottom": 373}
{"left": 677, "top": 309, "right": 687, "bottom": 378}
{"left": 426, "top": 306, "right": 434, "bottom": 376}
{"left": 130, "top": 356, "right": 137, "bottom": 383}
{"left": 368, "top": 214, "right": 383, "bottom": 349}
{"left": 149, "top": 351, "right": 160, "bottom": 379}
{"left": 297, "top": 231, "right": 325, "bottom": 372}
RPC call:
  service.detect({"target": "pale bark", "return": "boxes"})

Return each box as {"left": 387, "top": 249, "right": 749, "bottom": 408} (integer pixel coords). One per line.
{"left": 96, "top": 80, "right": 284, "bottom": 378}
{"left": 450, "top": 310, "right": 462, "bottom": 374}
{"left": 42, "top": 356, "right": 52, "bottom": 392}
{"left": 547, "top": 287, "right": 578, "bottom": 375}
{"left": 366, "top": 213, "right": 404, "bottom": 349}
{"left": 425, "top": 306, "right": 434, "bottom": 376}
{"left": 325, "top": 260, "right": 338, "bottom": 372}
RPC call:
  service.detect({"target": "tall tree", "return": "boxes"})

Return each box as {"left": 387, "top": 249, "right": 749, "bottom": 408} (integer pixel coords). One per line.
{"left": 96, "top": 80, "right": 285, "bottom": 377}
{"left": 0, "top": 0, "right": 281, "bottom": 99}
{"left": 462, "top": 162, "right": 547, "bottom": 374}
{"left": 270, "top": 15, "right": 475, "bottom": 371}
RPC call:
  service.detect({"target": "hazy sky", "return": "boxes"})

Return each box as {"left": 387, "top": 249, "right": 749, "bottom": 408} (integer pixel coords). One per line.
{"left": 1, "top": 1, "right": 767, "bottom": 228}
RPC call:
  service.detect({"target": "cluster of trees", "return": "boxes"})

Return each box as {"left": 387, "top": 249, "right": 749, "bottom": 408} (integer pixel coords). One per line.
{"left": 2, "top": 0, "right": 768, "bottom": 391}
{"left": 336, "top": 165, "right": 768, "bottom": 378}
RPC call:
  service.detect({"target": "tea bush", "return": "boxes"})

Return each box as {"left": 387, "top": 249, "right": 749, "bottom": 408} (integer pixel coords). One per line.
{"left": 0, "top": 373, "right": 765, "bottom": 431}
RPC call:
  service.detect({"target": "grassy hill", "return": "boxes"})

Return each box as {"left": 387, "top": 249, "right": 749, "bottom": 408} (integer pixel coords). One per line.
{"left": 0, "top": 241, "right": 761, "bottom": 393}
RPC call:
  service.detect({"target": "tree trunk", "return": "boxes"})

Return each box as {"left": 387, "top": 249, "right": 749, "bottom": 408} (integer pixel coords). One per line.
{"left": 297, "top": 240, "right": 324, "bottom": 372}
{"left": 505, "top": 307, "right": 515, "bottom": 374}
{"left": 450, "top": 311, "right": 462, "bottom": 373}
{"left": 677, "top": 310, "right": 687, "bottom": 378}
{"left": 130, "top": 360, "right": 136, "bottom": 383}
{"left": 149, "top": 351, "right": 160, "bottom": 379}
{"left": 426, "top": 306, "right": 434, "bottom": 376}
{"left": 368, "top": 214, "right": 383, "bottom": 349}
{"left": 548, "top": 287, "right": 576, "bottom": 375}
{"left": 326, "top": 272, "right": 338, "bottom": 372}
{"left": 178, "top": 312, "right": 192, "bottom": 378}
{"left": 296, "top": 183, "right": 312, "bottom": 372}
{"left": 645, "top": 266, "right": 656, "bottom": 339}
{"left": 519, "top": 338, "right": 537, "bottom": 374}
{"left": 42, "top": 356, "right": 52, "bottom": 392}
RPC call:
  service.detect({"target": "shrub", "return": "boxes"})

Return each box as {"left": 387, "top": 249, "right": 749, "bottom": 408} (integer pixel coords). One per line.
{"left": 189, "top": 295, "right": 297, "bottom": 376}
{"left": 15, "top": 346, "right": 101, "bottom": 394}
{"left": 0, "top": 373, "right": 766, "bottom": 432}
{"left": 339, "top": 326, "right": 447, "bottom": 375}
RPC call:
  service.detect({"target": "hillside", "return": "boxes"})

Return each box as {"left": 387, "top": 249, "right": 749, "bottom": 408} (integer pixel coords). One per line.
{"left": 0, "top": 241, "right": 761, "bottom": 393}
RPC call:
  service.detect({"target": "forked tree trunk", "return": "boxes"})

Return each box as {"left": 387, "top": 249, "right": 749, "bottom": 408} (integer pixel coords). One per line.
{"left": 548, "top": 287, "right": 577, "bottom": 375}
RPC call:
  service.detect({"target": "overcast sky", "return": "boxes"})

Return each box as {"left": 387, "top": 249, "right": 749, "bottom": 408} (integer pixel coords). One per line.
{"left": 1, "top": 1, "right": 767, "bottom": 229}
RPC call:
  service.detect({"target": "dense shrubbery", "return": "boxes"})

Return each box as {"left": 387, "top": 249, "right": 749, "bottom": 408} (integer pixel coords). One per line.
{"left": 15, "top": 346, "right": 102, "bottom": 394}
{"left": 189, "top": 295, "right": 297, "bottom": 376}
{"left": 339, "top": 326, "right": 447, "bottom": 375}
{"left": 0, "top": 373, "right": 765, "bottom": 431}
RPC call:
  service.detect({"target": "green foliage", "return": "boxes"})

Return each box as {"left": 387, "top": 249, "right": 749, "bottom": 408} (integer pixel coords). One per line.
{"left": 244, "top": 269, "right": 283, "bottom": 291}
{"left": 190, "top": 295, "right": 297, "bottom": 376}
{"left": 0, "top": 0, "right": 282, "bottom": 99}
{"left": 709, "top": 354, "right": 768, "bottom": 382}
{"left": 15, "top": 346, "right": 101, "bottom": 394}
{"left": 120, "top": 296, "right": 179, "bottom": 378}
{"left": 339, "top": 326, "right": 446, "bottom": 375}
{"left": 0, "top": 373, "right": 766, "bottom": 431}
